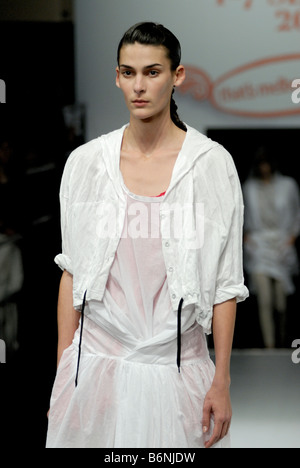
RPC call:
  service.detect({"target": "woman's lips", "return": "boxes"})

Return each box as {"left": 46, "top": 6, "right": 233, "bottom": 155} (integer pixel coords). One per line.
{"left": 132, "top": 100, "right": 149, "bottom": 107}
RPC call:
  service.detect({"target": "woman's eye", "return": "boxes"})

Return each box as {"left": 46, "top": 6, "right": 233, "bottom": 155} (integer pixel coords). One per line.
{"left": 149, "top": 70, "right": 158, "bottom": 77}
{"left": 123, "top": 71, "right": 132, "bottom": 77}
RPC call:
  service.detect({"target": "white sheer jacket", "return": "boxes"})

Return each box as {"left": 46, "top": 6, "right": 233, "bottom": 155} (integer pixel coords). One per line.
{"left": 55, "top": 124, "right": 249, "bottom": 334}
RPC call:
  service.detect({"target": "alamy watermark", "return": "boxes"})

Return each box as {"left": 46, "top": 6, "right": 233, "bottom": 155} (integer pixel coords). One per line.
{"left": 291, "top": 79, "right": 300, "bottom": 104}
{"left": 0, "top": 339, "right": 6, "bottom": 363}
{"left": 0, "top": 79, "right": 6, "bottom": 103}
{"left": 95, "top": 201, "right": 205, "bottom": 249}
{"left": 291, "top": 339, "right": 300, "bottom": 364}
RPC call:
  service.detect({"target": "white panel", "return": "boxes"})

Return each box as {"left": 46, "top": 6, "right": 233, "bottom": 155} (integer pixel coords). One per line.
{"left": 74, "top": 0, "right": 300, "bottom": 140}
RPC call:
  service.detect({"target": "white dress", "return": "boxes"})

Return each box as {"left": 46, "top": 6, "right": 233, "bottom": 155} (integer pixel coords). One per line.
{"left": 46, "top": 185, "right": 230, "bottom": 448}
{"left": 243, "top": 174, "right": 300, "bottom": 294}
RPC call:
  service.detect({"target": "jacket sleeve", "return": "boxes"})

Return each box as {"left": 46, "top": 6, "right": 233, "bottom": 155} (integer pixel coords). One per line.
{"left": 54, "top": 158, "right": 74, "bottom": 275}
{"left": 213, "top": 152, "right": 249, "bottom": 305}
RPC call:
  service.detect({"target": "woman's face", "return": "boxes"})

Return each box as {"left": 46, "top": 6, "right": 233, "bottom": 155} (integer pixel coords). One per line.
{"left": 258, "top": 162, "right": 272, "bottom": 179}
{"left": 116, "top": 42, "right": 185, "bottom": 122}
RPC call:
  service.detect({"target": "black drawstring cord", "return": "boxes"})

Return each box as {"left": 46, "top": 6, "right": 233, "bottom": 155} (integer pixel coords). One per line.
{"left": 75, "top": 290, "right": 87, "bottom": 387}
{"left": 177, "top": 298, "right": 184, "bottom": 374}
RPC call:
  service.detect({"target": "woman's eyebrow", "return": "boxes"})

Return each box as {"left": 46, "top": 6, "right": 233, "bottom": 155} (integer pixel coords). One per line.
{"left": 119, "top": 63, "right": 163, "bottom": 70}
{"left": 144, "top": 63, "right": 163, "bottom": 69}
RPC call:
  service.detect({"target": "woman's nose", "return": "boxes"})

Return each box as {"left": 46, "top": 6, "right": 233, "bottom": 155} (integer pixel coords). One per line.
{"left": 133, "top": 75, "right": 145, "bottom": 95}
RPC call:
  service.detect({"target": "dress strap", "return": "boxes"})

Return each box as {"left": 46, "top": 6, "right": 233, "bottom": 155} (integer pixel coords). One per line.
{"left": 75, "top": 290, "right": 87, "bottom": 387}
{"left": 177, "top": 298, "right": 184, "bottom": 373}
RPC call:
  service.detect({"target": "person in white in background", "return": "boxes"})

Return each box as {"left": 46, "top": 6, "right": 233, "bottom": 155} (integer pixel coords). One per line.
{"left": 46, "top": 22, "right": 248, "bottom": 449}
{"left": 243, "top": 147, "right": 300, "bottom": 348}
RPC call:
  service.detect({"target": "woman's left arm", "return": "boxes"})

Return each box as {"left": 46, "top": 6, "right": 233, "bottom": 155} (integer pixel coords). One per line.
{"left": 202, "top": 298, "right": 237, "bottom": 449}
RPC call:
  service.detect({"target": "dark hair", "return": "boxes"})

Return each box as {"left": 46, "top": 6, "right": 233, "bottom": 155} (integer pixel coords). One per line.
{"left": 253, "top": 146, "right": 277, "bottom": 179}
{"left": 117, "top": 22, "right": 187, "bottom": 132}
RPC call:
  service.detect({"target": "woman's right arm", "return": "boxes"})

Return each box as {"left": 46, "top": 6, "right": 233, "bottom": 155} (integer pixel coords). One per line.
{"left": 57, "top": 270, "right": 80, "bottom": 368}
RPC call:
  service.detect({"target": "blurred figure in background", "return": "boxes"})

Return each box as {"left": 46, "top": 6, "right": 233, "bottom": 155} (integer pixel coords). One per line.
{"left": 0, "top": 136, "right": 23, "bottom": 234}
{"left": 243, "top": 147, "right": 300, "bottom": 348}
{"left": 0, "top": 137, "right": 24, "bottom": 352}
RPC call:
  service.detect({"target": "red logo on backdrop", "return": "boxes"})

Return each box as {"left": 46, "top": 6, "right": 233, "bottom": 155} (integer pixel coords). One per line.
{"left": 179, "top": 54, "right": 300, "bottom": 118}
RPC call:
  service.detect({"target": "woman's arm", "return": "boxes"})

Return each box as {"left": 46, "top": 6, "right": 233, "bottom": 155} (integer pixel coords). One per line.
{"left": 202, "top": 298, "right": 237, "bottom": 449}
{"left": 57, "top": 270, "right": 80, "bottom": 368}
{"left": 47, "top": 271, "right": 79, "bottom": 418}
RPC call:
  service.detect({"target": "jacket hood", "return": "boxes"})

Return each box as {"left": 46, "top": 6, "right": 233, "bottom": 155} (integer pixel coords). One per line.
{"left": 100, "top": 124, "right": 220, "bottom": 198}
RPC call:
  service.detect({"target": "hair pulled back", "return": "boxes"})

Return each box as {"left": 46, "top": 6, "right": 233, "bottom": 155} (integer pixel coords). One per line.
{"left": 117, "top": 22, "right": 187, "bottom": 132}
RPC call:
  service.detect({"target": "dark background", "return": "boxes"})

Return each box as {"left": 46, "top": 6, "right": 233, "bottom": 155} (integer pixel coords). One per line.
{"left": 0, "top": 19, "right": 77, "bottom": 448}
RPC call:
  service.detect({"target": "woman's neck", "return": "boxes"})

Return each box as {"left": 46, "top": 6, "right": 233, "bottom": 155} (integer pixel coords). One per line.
{"left": 125, "top": 114, "right": 183, "bottom": 158}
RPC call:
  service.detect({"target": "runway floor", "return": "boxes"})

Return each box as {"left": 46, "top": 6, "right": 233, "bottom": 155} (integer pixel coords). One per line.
{"left": 229, "top": 349, "right": 300, "bottom": 448}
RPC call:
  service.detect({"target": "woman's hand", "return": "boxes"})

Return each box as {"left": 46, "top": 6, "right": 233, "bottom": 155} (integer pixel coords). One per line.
{"left": 202, "top": 381, "right": 232, "bottom": 449}
{"left": 203, "top": 299, "right": 236, "bottom": 448}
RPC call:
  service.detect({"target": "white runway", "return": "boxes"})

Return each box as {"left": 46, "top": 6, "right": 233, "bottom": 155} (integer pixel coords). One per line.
{"left": 229, "top": 349, "right": 300, "bottom": 448}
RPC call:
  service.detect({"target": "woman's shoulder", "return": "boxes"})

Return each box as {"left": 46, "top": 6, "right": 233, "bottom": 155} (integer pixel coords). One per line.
{"left": 59, "top": 125, "right": 127, "bottom": 197}
{"left": 275, "top": 173, "right": 299, "bottom": 192}
{"left": 185, "top": 124, "right": 229, "bottom": 155}
{"left": 65, "top": 136, "right": 103, "bottom": 169}
{"left": 185, "top": 125, "right": 236, "bottom": 176}
{"left": 65, "top": 125, "right": 127, "bottom": 170}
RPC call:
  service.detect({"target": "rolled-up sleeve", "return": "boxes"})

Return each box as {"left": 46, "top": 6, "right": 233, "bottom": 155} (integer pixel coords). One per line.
{"left": 214, "top": 153, "right": 249, "bottom": 305}
{"left": 54, "top": 195, "right": 73, "bottom": 274}
{"left": 54, "top": 160, "right": 73, "bottom": 275}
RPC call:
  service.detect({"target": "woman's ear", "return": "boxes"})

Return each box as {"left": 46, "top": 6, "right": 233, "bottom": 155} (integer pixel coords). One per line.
{"left": 174, "top": 65, "right": 186, "bottom": 88}
{"left": 116, "top": 67, "right": 121, "bottom": 89}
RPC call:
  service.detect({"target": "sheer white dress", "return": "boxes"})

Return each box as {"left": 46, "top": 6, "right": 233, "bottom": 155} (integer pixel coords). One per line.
{"left": 46, "top": 186, "right": 230, "bottom": 448}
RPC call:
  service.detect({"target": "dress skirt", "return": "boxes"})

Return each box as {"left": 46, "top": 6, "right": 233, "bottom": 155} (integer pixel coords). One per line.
{"left": 46, "top": 301, "right": 230, "bottom": 448}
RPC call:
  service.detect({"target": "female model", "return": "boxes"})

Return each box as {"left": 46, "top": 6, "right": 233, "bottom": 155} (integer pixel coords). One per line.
{"left": 46, "top": 22, "right": 248, "bottom": 449}
{"left": 243, "top": 148, "right": 300, "bottom": 347}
